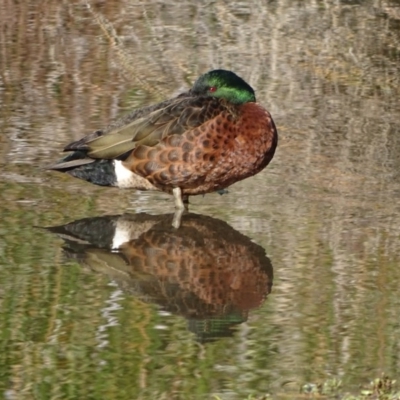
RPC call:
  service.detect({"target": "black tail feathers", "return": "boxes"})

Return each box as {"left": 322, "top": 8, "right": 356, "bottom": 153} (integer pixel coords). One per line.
{"left": 47, "top": 151, "right": 117, "bottom": 187}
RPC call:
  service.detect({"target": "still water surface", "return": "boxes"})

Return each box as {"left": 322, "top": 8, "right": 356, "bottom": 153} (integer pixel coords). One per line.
{"left": 1, "top": 1, "right": 400, "bottom": 399}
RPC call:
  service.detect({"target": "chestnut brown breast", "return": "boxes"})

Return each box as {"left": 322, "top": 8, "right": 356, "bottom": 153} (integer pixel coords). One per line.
{"left": 124, "top": 102, "right": 278, "bottom": 195}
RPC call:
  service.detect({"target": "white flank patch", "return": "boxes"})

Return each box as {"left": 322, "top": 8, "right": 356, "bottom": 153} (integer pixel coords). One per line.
{"left": 114, "top": 160, "right": 135, "bottom": 188}
{"left": 113, "top": 160, "right": 158, "bottom": 191}
{"left": 112, "top": 221, "right": 131, "bottom": 250}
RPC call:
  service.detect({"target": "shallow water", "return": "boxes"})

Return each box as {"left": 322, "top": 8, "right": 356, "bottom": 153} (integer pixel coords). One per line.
{"left": 1, "top": 1, "right": 400, "bottom": 399}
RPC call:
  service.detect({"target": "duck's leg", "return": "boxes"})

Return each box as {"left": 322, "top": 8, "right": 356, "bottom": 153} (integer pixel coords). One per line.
{"left": 172, "top": 187, "right": 188, "bottom": 228}
{"left": 173, "top": 187, "right": 185, "bottom": 210}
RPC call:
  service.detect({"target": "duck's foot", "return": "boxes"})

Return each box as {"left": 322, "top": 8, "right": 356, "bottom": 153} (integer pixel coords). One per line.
{"left": 172, "top": 188, "right": 189, "bottom": 228}
{"left": 173, "top": 187, "right": 189, "bottom": 209}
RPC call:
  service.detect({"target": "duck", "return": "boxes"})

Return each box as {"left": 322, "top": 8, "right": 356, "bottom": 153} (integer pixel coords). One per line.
{"left": 48, "top": 69, "right": 278, "bottom": 225}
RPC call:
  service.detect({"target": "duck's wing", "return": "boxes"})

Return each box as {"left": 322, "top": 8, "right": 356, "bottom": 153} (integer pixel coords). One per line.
{"left": 64, "top": 96, "right": 231, "bottom": 160}
{"left": 62, "top": 97, "right": 179, "bottom": 153}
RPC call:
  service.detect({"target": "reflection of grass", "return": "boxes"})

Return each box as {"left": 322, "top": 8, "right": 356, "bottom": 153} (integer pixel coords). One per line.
{"left": 214, "top": 375, "right": 399, "bottom": 399}
{"left": 299, "top": 376, "right": 398, "bottom": 400}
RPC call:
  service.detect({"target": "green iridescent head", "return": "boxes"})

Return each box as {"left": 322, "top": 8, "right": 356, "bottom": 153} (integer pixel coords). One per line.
{"left": 191, "top": 69, "right": 256, "bottom": 104}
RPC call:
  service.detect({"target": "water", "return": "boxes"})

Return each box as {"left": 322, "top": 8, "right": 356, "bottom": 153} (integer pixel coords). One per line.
{"left": 1, "top": 1, "right": 400, "bottom": 399}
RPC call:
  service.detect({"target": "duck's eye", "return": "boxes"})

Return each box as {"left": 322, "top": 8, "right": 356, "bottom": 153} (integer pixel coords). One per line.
{"left": 209, "top": 86, "right": 217, "bottom": 93}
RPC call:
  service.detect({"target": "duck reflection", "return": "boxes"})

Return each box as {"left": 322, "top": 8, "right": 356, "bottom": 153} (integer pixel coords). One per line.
{"left": 47, "top": 213, "right": 273, "bottom": 342}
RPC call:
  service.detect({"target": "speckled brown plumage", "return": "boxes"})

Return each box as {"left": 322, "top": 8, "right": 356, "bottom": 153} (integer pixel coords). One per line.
{"left": 124, "top": 99, "right": 277, "bottom": 195}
